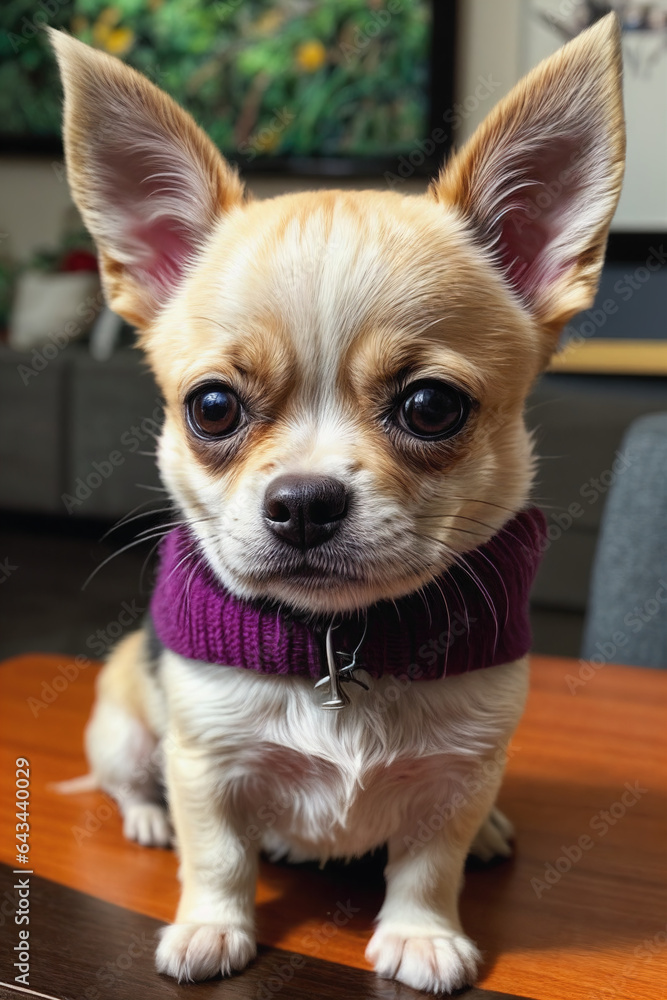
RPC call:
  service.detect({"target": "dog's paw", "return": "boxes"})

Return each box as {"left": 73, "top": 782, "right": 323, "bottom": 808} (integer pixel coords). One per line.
{"left": 365, "top": 925, "right": 481, "bottom": 994}
{"left": 156, "top": 923, "right": 256, "bottom": 982}
{"left": 123, "top": 802, "right": 172, "bottom": 848}
{"left": 469, "top": 806, "right": 514, "bottom": 862}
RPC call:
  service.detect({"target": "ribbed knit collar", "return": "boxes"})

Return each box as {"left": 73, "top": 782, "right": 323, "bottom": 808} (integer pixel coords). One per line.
{"left": 150, "top": 508, "right": 546, "bottom": 687}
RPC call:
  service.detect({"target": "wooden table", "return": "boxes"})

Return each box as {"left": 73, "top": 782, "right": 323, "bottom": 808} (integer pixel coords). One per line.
{"left": 0, "top": 653, "right": 665, "bottom": 1000}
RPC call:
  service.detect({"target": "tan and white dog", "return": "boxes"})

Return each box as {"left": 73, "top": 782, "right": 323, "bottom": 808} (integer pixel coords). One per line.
{"left": 51, "top": 16, "right": 624, "bottom": 994}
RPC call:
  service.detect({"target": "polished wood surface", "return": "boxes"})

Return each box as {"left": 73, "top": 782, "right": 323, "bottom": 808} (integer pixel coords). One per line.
{"left": 0, "top": 865, "right": 533, "bottom": 1000}
{"left": 1, "top": 653, "right": 665, "bottom": 1000}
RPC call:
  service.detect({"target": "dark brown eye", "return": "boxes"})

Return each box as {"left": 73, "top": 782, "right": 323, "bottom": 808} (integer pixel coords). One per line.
{"left": 397, "top": 380, "right": 470, "bottom": 440}
{"left": 188, "top": 384, "right": 242, "bottom": 438}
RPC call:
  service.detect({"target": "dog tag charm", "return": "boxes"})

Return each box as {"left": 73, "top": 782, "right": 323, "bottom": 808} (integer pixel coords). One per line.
{"left": 316, "top": 624, "right": 351, "bottom": 710}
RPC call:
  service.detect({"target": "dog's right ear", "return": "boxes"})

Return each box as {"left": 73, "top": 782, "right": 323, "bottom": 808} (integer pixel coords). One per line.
{"left": 50, "top": 30, "right": 245, "bottom": 329}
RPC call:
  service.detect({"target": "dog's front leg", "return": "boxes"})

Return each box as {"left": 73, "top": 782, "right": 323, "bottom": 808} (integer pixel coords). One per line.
{"left": 366, "top": 761, "right": 501, "bottom": 994}
{"left": 156, "top": 745, "right": 257, "bottom": 982}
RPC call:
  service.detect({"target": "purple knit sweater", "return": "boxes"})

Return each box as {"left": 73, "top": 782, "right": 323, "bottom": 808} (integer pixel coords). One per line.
{"left": 150, "top": 508, "right": 546, "bottom": 681}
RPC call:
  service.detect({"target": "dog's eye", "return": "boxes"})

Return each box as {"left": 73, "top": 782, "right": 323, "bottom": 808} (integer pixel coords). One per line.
{"left": 396, "top": 381, "right": 470, "bottom": 440}
{"left": 188, "top": 384, "right": 242, "bottom": 438}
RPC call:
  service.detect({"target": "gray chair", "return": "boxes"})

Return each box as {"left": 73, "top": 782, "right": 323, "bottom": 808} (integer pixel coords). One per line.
{"left": 581, "top": 412, "right": 667, "bottom": 668}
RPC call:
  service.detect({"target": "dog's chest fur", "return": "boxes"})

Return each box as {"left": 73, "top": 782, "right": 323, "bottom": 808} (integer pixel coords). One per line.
{"left": 156, "top": 652, "right": 528, "bottom": 860}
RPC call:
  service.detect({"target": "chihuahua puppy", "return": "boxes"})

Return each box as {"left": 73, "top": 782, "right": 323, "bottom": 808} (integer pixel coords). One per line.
{"left": 51, "top": 16, "right": 624, "bottom": 994}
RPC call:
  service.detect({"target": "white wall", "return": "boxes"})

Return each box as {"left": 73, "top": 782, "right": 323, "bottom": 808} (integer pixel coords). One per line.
{"left": 455, "top": 0, "right": 523, "bottom": 143}
{"left": 0, "top": 158, "right": 73, "bottom": 262}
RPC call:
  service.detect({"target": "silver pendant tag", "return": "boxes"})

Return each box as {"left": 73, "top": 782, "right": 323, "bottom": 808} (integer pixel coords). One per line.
{"left": 314, "top": 620, "right": 368, "bottom": 711}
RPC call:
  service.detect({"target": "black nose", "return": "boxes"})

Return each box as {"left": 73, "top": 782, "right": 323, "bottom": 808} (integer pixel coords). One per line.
{"left": 263, "top": 474, "right": 348, "bottom": 549}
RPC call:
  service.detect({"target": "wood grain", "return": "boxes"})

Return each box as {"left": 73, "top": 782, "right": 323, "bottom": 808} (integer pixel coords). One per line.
{"left": 0, "top": 864, "right": 535, "bottom": 1000}
{"left": 0, "top": 653, "right": 665, "bottom": 1000}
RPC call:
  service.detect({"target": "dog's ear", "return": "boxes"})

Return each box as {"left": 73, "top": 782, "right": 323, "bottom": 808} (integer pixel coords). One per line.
{"left": 50, "top": 30, "right": 245, "bottom": 329}
{"left": 432, "top": 13, "right": 625, "bottom": 355}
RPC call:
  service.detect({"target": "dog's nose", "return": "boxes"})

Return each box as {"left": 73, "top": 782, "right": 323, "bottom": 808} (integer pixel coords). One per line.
{"left": 263, "top": 474, "right": 348, "bottom": 549}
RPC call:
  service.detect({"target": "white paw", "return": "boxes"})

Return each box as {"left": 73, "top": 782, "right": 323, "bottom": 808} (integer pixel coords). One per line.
{"left": 366, "top": 925, "right": 481, "bottom": 994}
{"left": 156, "top": 923, "right": 256, "bottom": 982}
{"left": 469, "top": 806, "right": 514, "bottom": 862}
{"left": 123, "top": 802, "right": 172, "bottom": 847}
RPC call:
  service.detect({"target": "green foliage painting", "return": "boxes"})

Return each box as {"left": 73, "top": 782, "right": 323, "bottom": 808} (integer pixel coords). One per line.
{"left": 0, "top": 0, "right": 431, "bottom": 159}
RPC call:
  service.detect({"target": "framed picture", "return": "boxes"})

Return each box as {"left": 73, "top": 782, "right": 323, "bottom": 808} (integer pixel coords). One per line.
{"left": 523, "top": 0, "right": 667, "bottom": 233}
{"left": 521, "top": 1, "right": 667, "bottom": 372}
{"left": 0, "top": 0, "right": 456, "bottom": 179}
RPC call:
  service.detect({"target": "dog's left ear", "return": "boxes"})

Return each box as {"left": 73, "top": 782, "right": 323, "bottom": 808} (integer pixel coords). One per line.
{"left": 50, "top": 29, "right": 245, "bottom": 329}
{"left": 432, "top": 13, "right": 625, "bottom": 355}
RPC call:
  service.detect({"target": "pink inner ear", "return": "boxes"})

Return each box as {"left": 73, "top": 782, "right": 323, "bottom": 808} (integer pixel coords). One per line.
{"left": 493, "top": 137, "right": 586, "bottom": 303}
{"left": 101, "top": 146, "right": 201, "bottom": 298}
{"left": 131, "top": 217, "right": 192, "bottom": 292}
